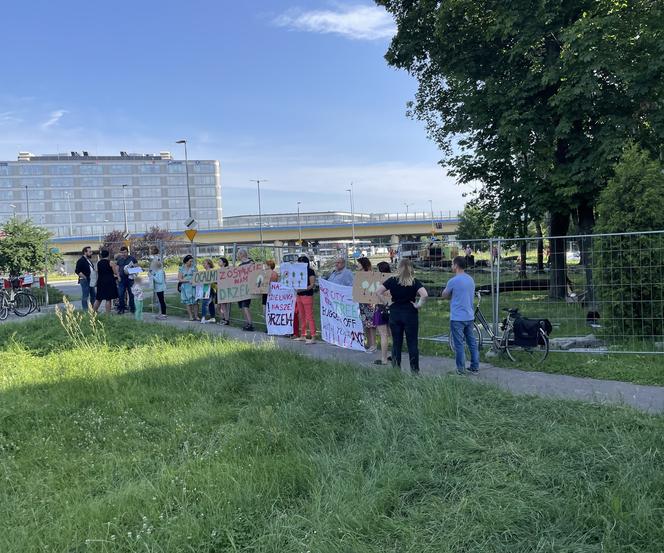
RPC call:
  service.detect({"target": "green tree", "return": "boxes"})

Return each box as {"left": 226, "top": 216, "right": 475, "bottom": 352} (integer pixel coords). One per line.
{"left": 132, "top": 226, "right": 178, "bottom": 260}
{"left": 0, "top": 217, "right": 60, "bottom": 277}
{"left": 594, "top": 144, "right": 664, "bottom": 342}
{"left": 456, "top": 204, "right": 493, "bottom": 250}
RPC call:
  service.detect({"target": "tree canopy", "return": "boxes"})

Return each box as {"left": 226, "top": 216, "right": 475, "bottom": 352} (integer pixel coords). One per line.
{"left": 0, "top": 218, "right": 60, "bottom": 277}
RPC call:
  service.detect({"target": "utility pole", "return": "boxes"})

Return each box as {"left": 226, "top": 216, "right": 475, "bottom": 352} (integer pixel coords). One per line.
{"left": 24, "top": 185, "right": 30, "bottom": 220}
{"left": 175, "top": 139, "right": 193, "bottom": 222}
{"left": 346, "top": 182, "right": 355, "bottom": 245}
{"left": 297, "top": 201, "right": 302, "bottom": 245}
{"left": 250, "top": 179, "right": 267, "bottom": 247}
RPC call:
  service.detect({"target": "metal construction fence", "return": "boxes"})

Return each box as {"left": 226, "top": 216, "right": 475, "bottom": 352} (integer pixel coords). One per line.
{"left": 38, "top": 229, "right": 664, "bottom": 355}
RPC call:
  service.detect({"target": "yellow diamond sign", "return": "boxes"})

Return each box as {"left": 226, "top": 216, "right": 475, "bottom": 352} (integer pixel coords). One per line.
{"left": 185, "top": 228, "right": 198, "bottom": 242}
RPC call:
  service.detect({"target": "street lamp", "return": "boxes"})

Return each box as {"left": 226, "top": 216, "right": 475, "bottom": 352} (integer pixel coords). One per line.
{"left": 250, "top": 179, "right": 267, "bottom": 247}
{"left": 24, "top": 185, "right": 30, "bottom": 220}
{"left": 297, "top": 201, "right": 302, "bottom": 245}
{"left": 175, "top": 139, "right": 193, "bottom": 221}
{"left": 9, "top": 204, "right": 16, "bottom": 218}
{"left": 404, "top": 202, "right": 413, "bottom": 219}
{"left": 429, "top": 199, "right": 435, "bottom": 235}
{"left": 99, "top": 218, "right": 109, "bottom": 244}
{"left": 64, "top": 193, "right": 73, "bottom": 236}
{"left": 346, "top": 182, "right": 355, "bottom": 245}
{"left": 122, "top": 184, "right": 129, "bottom": 234}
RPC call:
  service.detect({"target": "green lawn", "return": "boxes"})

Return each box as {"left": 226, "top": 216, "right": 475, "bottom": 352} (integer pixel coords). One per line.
{"left": 1, "top": 315, "right": 664, "bottom": 552}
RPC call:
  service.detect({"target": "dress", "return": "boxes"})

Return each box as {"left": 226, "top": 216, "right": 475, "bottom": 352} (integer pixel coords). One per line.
{"left": 359, "top": 303, "right": 376, "bottom": 329}
{"left": 179, "top": 264, "right": 197, "bottom": 305}
{"left": 95, "top": 259, "right": 118, "bottom": 301}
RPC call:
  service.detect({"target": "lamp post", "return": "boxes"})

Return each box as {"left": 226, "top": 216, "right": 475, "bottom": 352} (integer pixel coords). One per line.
{"left": 24, "top": 185, "right": 30, "bottom": 220}
{"left": 297, "top": 201, "right": 302, "bottom": 245}
{"left": 9, "top": 204, "right": 16, "bottom": 218}
{"left": 64, "top": 193, "right": 73, "bottom": 236}
{"left": 122, "top": 184, "right": 129, "bottom": 234}
{"left": 99, "top": 218, "right": 109, "bottom": 244}
{"left": 429, "top": 199, "right": 435, "bottom": 235}
{"left": 175, "top": 139, "right": 193, "bottom": 221}
{"left": 404, "top": 202, "right": 413, "bottom": 220}
{"left": 346, "top": 183, "right": 355, "bottom": 245}
{"left": 250, "top": 179, "right": 267, "bottom": 247}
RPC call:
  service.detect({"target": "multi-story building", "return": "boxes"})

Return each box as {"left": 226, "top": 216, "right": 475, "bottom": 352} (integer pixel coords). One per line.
{"left": 0, "top": 151, "right": 222, "bottom": 237}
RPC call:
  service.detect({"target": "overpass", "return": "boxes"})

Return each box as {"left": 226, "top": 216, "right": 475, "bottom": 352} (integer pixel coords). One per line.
{"left": 50, "top": 211, "right": 460, "bottom": 253}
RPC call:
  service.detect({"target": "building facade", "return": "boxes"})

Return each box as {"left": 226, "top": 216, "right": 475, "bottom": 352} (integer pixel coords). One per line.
{"left": 0, "top": 151, "right": 222, "bottom": 237}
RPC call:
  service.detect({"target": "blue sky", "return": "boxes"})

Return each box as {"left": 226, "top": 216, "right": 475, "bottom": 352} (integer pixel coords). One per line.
{"left": 0, "top": 1, "right": 469, "bottom": 216}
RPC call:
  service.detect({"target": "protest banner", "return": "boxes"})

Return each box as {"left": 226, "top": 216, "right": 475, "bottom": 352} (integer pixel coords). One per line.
{"left": 192, "top": 268, "right": 218, "bottom": 285}
{"left": 279, "top": 262, "right": 308, "bottom": 290}
{"left": 351, "top": 271, "right": 390, "bottom": 304}
{"left": 318, "top": 278, "right": 365, "bottom": 351}
{"left": 266, "top": 282, "right": 296, "bottom": 335}
{"left": 249, "top": 267, "right": 272, "bottom": 295}
{"left": 215, "top": 263, "right": 261, "bottom": 302}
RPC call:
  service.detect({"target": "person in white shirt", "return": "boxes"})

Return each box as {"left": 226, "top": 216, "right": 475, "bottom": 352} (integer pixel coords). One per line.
{"left": 131, "top": 276, "right": 145, "bottom": 322}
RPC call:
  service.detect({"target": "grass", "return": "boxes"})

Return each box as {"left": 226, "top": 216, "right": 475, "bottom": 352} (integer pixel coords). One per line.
{"left": 1, "top": 315, "right": 664, "bottom": 552}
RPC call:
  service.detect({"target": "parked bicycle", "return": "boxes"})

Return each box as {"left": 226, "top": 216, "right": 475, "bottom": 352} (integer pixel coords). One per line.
{"left": 449, "top": 291, "right": 550, "bottom": 364}
{"left": 0, "top": 285, "right": 39, "bottom": 320}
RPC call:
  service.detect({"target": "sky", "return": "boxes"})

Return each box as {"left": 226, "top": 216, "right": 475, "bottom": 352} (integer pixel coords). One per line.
{"left": 0, "top": 0, "right": 470, "bottom": 216}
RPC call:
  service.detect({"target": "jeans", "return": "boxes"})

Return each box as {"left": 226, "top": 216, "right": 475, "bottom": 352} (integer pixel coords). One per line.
{"left": 79, "top": 278, "right": 96, "bottom": 311}
{"left": 201, "top": 297, "right": 215, "bottom": 319}
{"left": 117, "top": 279, "right": 135, "bottom": 313}
{"left": 134, "top": 299, "right": 143, "bottom": 321}
{"left": 296, "top": 295, "right": 316, "bottom": 337}
{"left": 451, "top": 320, "right": 480, "bottom": 372}
{"left": 389, "top": 305, "right": 419, "bottom": 372}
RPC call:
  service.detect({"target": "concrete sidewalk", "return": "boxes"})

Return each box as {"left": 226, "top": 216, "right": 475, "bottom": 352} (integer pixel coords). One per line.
{"left": 155, "top": 316, "right": 664, "bottom": 415}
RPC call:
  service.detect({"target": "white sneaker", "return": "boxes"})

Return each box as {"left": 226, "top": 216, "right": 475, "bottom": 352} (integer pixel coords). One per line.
{"left": 208, "top": 318, "right": 216, "bottom": 323}
{"left": 200, "top": 318, "right": 207, "bottom": 324}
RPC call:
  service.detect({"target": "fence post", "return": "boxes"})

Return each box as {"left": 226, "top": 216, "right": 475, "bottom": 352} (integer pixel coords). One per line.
{"left": 44, "top": 242, "right": 49, "bottom": 307}
{"left": 493, "top": 238, "right": 502, "bottom": 338}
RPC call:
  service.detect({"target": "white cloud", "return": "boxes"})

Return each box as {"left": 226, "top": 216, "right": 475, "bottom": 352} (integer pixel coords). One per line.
{"left": 41, "top": 109, "right": 67, "bottom": 129}
{"left": 275, "top": 4, "right": 396, "bottom": 40}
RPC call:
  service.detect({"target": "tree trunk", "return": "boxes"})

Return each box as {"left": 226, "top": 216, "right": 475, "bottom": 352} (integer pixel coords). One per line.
{"left": 577, "top": 201, "right": 596, "bottom": 309}
{"left": 549, "top": 210, "right": 569, "bottom": 299}
{"left": 535, "top": 220, "right": 544, "bottom": 273}
{"left": 519, "top": 218, "right": 528, "bottom": 279}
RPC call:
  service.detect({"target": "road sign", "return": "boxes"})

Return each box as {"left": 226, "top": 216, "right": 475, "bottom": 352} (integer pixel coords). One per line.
{"left": 123, "top": 232, "right": 131, "bottom": 240}
{"left": 185, "top": 228, "right": 198, "bottom": 242}
{"left": 185, "top": 217, "right": 197, "bottom": 229}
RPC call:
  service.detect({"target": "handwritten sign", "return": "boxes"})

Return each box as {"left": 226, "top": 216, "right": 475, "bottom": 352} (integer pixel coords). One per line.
{"left": 216, "top": 263, "right": 261, "bottom": 302}
{"left": 249, "top": 268, "right": 273, "bottom": 295}
{"left": 319, "top": 278, "right": 365, "bottom": 351}
{"left": 195, "top": 283, "right": 211, "bottom": 300}
{"left": 266, "top": 282, "right": 296, "bottom": 335}
{"left": 351, "top": 271, "right": 390, "bottom": 304}
{"left": 192, "top": 268, "right": 219, "bottom": 285}
{"left": 280, "top": 262, "right": 308, "bottom": 290}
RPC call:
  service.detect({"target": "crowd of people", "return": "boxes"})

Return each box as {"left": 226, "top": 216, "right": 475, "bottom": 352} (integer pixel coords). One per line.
{"left": 75, "top": 246, "right": 480, "bottom": 374}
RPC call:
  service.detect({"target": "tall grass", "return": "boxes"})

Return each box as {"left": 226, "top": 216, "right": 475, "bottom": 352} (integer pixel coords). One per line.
{"left": 1, "top": 317, "right": 663, "bottom": 551}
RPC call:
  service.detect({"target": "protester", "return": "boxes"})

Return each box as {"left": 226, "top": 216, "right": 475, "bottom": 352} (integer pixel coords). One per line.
{"left": 376, "top": 259, "right": 428, "bottom": 374}
{"left": 327, "top": 256, "right": 354, "bottom": 286}
{"left": 373, "top": 261, "right": 392, "bottom": 365}
{"left": 178, "top": 254, "right": 198, "bottom": 321}
{"left": 294, "top": 255, "right": 317, "bottom": 344}
{"left": 262, "top": 260, "right": 279, "bottom": 318}
{"left": 237, "top": 248, "right": 254, "bottom": 331}
{"left": 151, "top": 260, "right": 167, "bottom": 320}
{"left": 131, "top": 276, "right": 145, "bottom": 322}
{"left": 357, "top": 257, "right": 377, "bottom": 352}
{"left": 92, "top": 249, "right": 118, "bottom": 314}
{"left": 75, "top": 246, "right": 96, "bottom": 311}
{"left": 442, "top": 256, "right": 480, "bottom": 375}
{"left": 217, "top": 257, "right": 230, "bottom": 325}
{"left": 200, "top": 258, "right": 216, "bottom": 324}
{"left": 116, "top": 246, "right": 137, "bottom": 315}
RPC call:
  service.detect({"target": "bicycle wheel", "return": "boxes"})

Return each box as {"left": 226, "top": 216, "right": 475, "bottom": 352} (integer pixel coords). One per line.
{"left": 505, "top": 328, "right": 549, "bottom": 364}
{"left": 0, "top": 294, "right": 8, "bottom": 320}
{"left": 12, "top": 291, "right": 34, "bottom": 317}
{"left": 448, "top": 322, "right": 483, "bottom": 355}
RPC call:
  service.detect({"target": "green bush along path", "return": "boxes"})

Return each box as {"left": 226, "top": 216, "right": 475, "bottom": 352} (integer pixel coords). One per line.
{"left": 1, "top": 317, "right": 663, "bottom": 551}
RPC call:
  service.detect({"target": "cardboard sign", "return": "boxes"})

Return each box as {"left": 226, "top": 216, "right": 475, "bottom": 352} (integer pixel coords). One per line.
{"left": 192, "top": 268, "right": 219, "bottom": 285}
{"left": 126, "top": 266, "right": 142, "bottom": 275}
{"left": 195, "top": 283, "right": 211, "bottom": 300}
{"left": 249, "top": 268, "right": 273, "bottom": 295}
{"left": 280, "top": 262, "right": 308, "bottom": 290}
{"left": 319, "top": 278, "right": 365, "bottom": 351}
{"left": 351, "top": 271, "right": 390, "bottom": 304}
{"left": 216, "top": 263, "right": 261, "bottom": 302}
{"left": 266, "top": 282, "right": 296, "bottom": 335}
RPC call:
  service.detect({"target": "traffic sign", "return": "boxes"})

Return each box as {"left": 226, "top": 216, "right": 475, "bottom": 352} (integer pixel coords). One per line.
{"left": 185, "top": 228, "right": 198, "bottom": 242}
{"left": 123, "top": 232, "right": 131, "bottom": 240}
{"left": 185, "top": 217, "right": 197, "bottom": 229}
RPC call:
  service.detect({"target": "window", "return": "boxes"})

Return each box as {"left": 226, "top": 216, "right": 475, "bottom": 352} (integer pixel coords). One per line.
{"left": 140, "top": 187, "right": 162, "bottom": 198}
{"left": 28, "top": 189, "right": 46, "bottom": 200}
{"left": 168, "top": 198, "right": 188, "bottom": 209}
{"left": 138, "top": 176, "right": 161, "bottom": 186}
{"left": 110, "top": 177, "right": 131, "bottom": 186}
{"left": 52, "top": 201, "right": 69, "bottom": 211}
{"left": 79, "top": 163, "right": 104, "bottom": 174}
{"left": 81, "top": 189, "right": 104, "bottom": 199}
{"left": 167, "top": 162, "right": 185, "bottom": 174}
{"left": 0, "top": 179, "right": 11, "bottom": 188}
{"left": 193, "top": 162, "right": 215, "bottom": 173}
{"left": 0, "top": 163, "right": 9, "bottom": 176}
{"left": 139, "top": 163, "right": 161, "bottom": 174}
{"left": 0, "top": 190, "right": 13, "bottom": 200}
{"left": 81, "top": 177, "right": 104, "bottom": 187}
{"left": 110, "top": 188, "right": 126, "bottom": 198}
{"left": 49, "top": 165, "right": 73, "bottom": 175}
{"left": 82, "top": 200, "right": 105, "bottom": 211}
{"left": 50, "top": 190, "right": 69, "bottom": 199}
{"left": 20, "top": 165, "right": 44, "bottom": 175}
{"left": 193, "top": 187, "right": 216, "bottom": 197}
{"left": 110, "top": 164, "right": 131, "bottom": 174}
{"left": 140, "top": 211, "right": 162, "bottom": 222}
{"left": 50, "top": 177, "right": 74, "bottom": 187}
{"left": 193, "top": 176, "right": 215, "bottom": 185}
{"left": 166, "top": 187, "right": 187, "bottom": 197}
{"left": 167, "top": 176, "right": 186, "bottom": 185}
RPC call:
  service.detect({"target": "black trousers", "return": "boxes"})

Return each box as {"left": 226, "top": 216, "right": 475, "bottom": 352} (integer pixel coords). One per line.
{"left": 156, "top": 291, "right": 167, "bottom": 315}
{"left": 389, "top": 305, "right": 419, "bottom": 372}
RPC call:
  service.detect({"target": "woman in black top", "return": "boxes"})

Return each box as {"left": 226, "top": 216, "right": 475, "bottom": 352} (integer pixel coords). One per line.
{"left": 294, "top": 255, "right": 317, "bottom": 344}
{"left": 93, "top": 249, "right": 119, "bottom": 314}
{"left": 376, "top": 259, "right": 428, "bottom": 373}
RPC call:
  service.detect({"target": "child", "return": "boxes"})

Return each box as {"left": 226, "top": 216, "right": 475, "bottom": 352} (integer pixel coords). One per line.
{"left": 131, "top": 276, "right": 145, "bottom": 322}
{"left": 151, "top": 260, "right": 167, "bottom": 320}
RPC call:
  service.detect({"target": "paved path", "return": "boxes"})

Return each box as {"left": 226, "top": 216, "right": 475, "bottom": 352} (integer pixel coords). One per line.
{"left": 153, "top": 316, "right": 664, "bottom": 415}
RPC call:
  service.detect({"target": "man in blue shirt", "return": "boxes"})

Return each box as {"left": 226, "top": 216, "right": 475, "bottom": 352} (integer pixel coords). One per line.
{"left": 442, "top": 256, "right": 480, "bottom": 374}
{"left": 326, "top": 256, "right": 354, "bottom": 286}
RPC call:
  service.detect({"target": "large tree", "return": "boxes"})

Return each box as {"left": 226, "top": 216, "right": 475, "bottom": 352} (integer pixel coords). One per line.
{"left": 377, "top": 0, "right": 664, "bottom": 296}
{"left": 0, "top": 218, "right": 60, "bottom": 277}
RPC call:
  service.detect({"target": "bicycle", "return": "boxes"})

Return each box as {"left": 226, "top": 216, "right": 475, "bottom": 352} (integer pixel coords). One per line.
{"left": 448, "top": 291, "right": 550, "bottom": 364}
{"left": 0, "top": 286, "right": 39, "bottom": 320}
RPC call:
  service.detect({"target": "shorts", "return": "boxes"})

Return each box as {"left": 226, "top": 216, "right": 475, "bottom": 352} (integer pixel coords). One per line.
{"left": 238, "top": 299, "right": 251, "bottom": 309}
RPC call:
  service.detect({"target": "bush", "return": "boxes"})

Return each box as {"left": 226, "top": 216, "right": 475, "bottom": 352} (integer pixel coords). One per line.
{"left": 594, "top": 145, "right": 664, "bottom": 342}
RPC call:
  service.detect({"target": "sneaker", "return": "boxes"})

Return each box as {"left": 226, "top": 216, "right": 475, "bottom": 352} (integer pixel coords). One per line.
{"left": 366, "top": 345, "right": 377, "bottom": 353}
{"left": 208, "top": 318, "right": 216, "bottom": 323}
{"left": 455, "top": 370, "right": 466, "bottom": 375}
{"left": 243, "top": 324, "right": 255, "bottom": 331}
{"left": 305, "top": 338, "right": 315, "bottom": 345}
{"left": 293, "top": 336, "right": 306, "bottom": 342}
{"left": 468, "top": 368, "right": 480, "bottom": 375}
{"left": 200, "top": 318, "right": 207, "bottom": 324}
